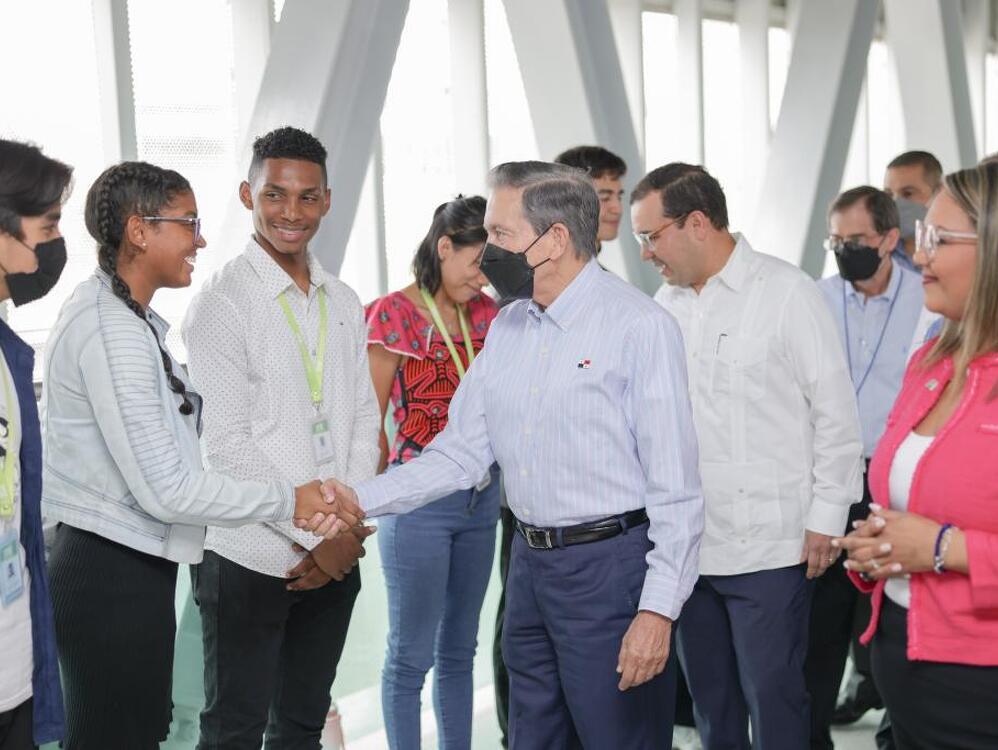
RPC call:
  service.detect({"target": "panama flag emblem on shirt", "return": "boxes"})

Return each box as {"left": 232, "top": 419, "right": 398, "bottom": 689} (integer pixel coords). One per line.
{"left": 577, "top": 359, "right": 591, "bottom": 369}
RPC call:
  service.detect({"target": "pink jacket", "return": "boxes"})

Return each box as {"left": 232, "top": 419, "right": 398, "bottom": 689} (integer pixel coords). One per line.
{"left": 852, "top": 343, "right": 998, "bottom": 666}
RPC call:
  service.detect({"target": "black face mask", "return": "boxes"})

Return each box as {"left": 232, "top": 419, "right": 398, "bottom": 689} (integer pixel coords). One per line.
{"left": 479, "top": 226, "right": 552, "bottom": 301}
{"left": 834, "top": 241, "right": 882, "bottom": 282}
{"left": 6, "top": 237, "right": 68, "bottom": 306}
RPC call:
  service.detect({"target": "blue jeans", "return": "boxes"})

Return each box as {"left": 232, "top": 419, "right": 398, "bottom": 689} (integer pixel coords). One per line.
{"left": 379, "top": 466, "right": 501, "bottom": 749}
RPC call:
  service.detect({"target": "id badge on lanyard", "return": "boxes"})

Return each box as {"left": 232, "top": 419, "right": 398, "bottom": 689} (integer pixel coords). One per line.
{"left": 278, "top": 288, "right": 335, "bottom": 467}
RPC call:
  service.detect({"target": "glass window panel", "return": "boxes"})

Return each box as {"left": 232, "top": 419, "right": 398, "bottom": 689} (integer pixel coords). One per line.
{"left": 0, "top": 0, "right": 106, "bottom": 375}
{"left": 484, "top": 0, "right": 538, "bottom": 165}
{"left": 642, "top": 11, "right": 681, "bottom": 172}
{"left": 127, "top": 0, "right": 239, "bottom": 357}
{"left": 379, "top": 0, "right": 457, "bottom": 294}
{"left": 702, "top": 19, "right": 745, "bottom": 230}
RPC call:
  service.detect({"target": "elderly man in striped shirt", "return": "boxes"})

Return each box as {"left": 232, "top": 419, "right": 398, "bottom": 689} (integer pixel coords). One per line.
{"left": 315, "top": 161, "right": 704, "bottom": 749}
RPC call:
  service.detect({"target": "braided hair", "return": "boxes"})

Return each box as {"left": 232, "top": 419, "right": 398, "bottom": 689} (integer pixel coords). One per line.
{"left": 83, "top": 161, "right": 195, "bottom": 416}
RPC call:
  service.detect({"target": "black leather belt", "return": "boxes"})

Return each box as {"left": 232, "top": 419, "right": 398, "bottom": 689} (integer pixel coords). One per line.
{"left": 515, "top": 509, "right": 648, "bottom": 550}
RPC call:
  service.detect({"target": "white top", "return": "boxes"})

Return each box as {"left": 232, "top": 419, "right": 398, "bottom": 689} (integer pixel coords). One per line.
{"left": 654, "top": 235, "right": 864, "bottom": 576}
{"left": 885, "top": 431, "right": 934, "bottom": 608}
{"left": 182, "top": 239, "right": 381, "bottom": 577}
{"left": 0, "top": 351, "right": 31, "bottom": 712}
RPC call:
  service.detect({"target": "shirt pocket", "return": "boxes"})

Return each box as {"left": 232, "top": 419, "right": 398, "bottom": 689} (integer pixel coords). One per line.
{"left": 700, "top": 458, "right": 787, "bottom": 541}
{"left": 712, "top": 335, "right": 768, "bottom": 400}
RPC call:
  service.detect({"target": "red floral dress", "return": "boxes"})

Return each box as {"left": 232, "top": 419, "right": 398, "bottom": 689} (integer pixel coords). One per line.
{"left": 366, "top": 290, "right": 498, "bottom": 464}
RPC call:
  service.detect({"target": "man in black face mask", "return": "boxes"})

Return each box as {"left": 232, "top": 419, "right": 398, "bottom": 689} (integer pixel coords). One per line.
{"left": 317, "top": 161, "right": 704, "bottom": 749}
{"left": 0, "top": 138, "right": 72, "bottom": 750}
{"left": 808, "top": 186, "right": 925, "bottom": 750}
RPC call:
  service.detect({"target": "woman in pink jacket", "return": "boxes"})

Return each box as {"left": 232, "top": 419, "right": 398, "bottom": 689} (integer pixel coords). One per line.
{"left": 835, "top": 161, "right": 998, "bottom": 749}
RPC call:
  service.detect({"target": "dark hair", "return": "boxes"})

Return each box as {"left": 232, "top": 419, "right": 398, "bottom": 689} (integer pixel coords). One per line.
{"left": 828, "top": 185, "right": 900, "bottom": 234}
{"left": 554, "top": 146, "right": 627, "bottom": 180}
{"left": 84, "top": 162, "right": 195, "bottom": 416}
{"left": 630, "top": 162, "right": 729, "bottom": 230}
{"left": 0, "top": 139, "right": 73, "bottom": 238}
{"left": 887, "top": 150, "right": 944, "bottom": 191}
{"left": 488, "top": 161, "right": 600, "bottom": 258}
{"left": 412, "top": 195, "right": 487, "bottom": 294}
{"left": 248, "top": 126, "right": 328, "bottom": 186}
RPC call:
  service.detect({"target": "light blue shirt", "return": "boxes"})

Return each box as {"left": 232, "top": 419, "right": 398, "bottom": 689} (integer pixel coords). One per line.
{"left": 355, "top": 259, "right": 704, "bottom": 619}
{"left": 818, "top": 262, "right": 925, "bottom": 458}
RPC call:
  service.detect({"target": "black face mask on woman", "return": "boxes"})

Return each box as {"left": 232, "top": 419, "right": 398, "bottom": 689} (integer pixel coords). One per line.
{"left": 833, "top": 240, "right": 882, "bottom": 282}
{"left": 6, "top": 237, "right": 68, "bottom": 306}
{"left": 479, "top": 225, "right": 552, "bottom": 300}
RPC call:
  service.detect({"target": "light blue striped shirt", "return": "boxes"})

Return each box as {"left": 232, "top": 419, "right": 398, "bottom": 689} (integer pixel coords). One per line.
{"left": 355, "top": 259, "right": 704, "bottom": 619}
{"left": 818, "top": 261, "right": 925, "bottom": 458}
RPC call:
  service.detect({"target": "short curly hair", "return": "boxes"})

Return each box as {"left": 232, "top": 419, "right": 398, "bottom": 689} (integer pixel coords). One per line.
{"left": 248, "top": 126, "right": 328, "bottom": 186}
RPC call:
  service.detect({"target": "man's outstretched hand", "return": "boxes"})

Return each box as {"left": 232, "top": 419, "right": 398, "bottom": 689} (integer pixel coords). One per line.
{"left": 292, "top": 478, "right": 365, "bottom": 539}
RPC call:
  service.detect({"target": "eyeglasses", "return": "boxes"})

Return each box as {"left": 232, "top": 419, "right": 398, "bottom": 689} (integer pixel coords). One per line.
{"left": 915, "top": 219, "right": 977, "bottom": 262}
{"left": 822, "top": 234, "right": 884, "bottom": 253}
{"left": 142, "top": 216, "right": 202, "bottom": 246}
{"left": 633, "top": 214, "right": 687, "bottom": 248}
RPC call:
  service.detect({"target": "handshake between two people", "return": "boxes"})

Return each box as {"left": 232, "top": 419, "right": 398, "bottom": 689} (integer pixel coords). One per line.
{"left": 292, "top": 478, "right": 365, "bottom": 540}
{"left": 287, "top": 478, "right": 372, "bottom": 591}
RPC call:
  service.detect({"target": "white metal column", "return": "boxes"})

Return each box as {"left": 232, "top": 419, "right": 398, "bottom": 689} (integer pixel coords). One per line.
{"left": 751, "top": 0, "right": 879, "bottom": 275}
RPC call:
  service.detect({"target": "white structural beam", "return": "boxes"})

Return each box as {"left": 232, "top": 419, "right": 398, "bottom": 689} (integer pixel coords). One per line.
{"left": 675, "top": 0, "right": 705, "bottom": 164}
{"left": 737, "top": 0, "right": 770, "bottom": 219}
{"left": 502, "top": 0, "right": 659, "bottom": 292}
{"left": 608, "top": 0, "right": 646, "bottom": 153}
{"left": 963, "top": 0, "right": 990, "bottom": 157}
{"left": 448, "top": 0, "right": 490, "bottom": 194}
{"left": 91, "top": 0, "right": 137, "bottom": 162}
{"left": 221, "top": 0, "right": 410, "bottom": 275}
{"left": 751, "top": 0, "right": 878, "bottom": 276}
{"left": 885, "top": 0, "right": 979, "bottom": 169}
{"left": 230, "top": 0, "right": 273, "bottom": 144}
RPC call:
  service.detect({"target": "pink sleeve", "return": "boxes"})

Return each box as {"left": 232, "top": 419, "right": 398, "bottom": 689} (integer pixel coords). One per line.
{"left": 846, "top": 569, "right": 878, "bottom": 594}
{"left": 365, "top": 293, "right": 428, "bottom": 360}
{"left": 965, "top": 529, "right": 998, "bottom": 611}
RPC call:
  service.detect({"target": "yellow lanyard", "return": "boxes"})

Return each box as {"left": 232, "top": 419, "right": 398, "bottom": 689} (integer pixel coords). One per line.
{"left": 0, "top": 361, "right": 18, "bottom": 519}
{"left": 419, "top": 288, "right": 475, "bottom": 379}
{"left": 278, "top": 287, "right": 328, "bottom": 409}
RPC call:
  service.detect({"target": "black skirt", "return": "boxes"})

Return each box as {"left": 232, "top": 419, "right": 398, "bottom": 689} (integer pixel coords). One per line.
{"left": 48, "top": 524, "right": 179, "bottom": 750}
{"left": 871, "top": 596, "right": 998, "bottom": 750}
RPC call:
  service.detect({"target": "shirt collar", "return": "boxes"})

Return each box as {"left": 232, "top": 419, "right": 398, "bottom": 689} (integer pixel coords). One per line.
{"left": 713, "top": 233, "right": 753, "bottom": 293}
{"left": 844, "top": 257, "right": 902, "bottom": 304}
{"left": 94, "top": 268, "right": 171, "bottom": 336}
{"left": 244, "top": 236, "right": 326, "bottom": 300}
{"left": 527, "top": 257, "right": 601, "bottom": 331}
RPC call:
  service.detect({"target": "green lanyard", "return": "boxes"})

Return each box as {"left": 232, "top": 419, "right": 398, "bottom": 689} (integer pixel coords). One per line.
{"left": 278, "top": 287, "right": 328, "bottom": 410}
{"left": 0, "top": 361, "right": 18, "bottom": 519}
{"left": 419, "top": 288, "right": 475, "bottom": 379}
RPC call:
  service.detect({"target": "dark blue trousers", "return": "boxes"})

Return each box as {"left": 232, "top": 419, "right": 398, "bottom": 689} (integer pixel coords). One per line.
{"left": 677, "top": 564, "right": 813, "bottom": 750}
{"left": 502, "top": 525, "right": 677, "bottom": 750}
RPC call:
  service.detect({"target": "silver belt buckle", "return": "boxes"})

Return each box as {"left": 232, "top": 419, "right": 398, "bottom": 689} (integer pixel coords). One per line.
{"left": 525, "top": 527, "right": 553, "bottom": 550}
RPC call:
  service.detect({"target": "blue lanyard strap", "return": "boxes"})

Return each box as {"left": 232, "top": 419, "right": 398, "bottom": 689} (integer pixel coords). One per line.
{"left": 842, "top": 272, "right": 902, "bottom": 395}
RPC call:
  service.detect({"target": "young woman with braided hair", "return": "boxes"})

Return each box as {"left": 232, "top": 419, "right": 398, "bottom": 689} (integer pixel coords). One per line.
{"left": 42, "top": 161, "right": 357, "bottom": 750}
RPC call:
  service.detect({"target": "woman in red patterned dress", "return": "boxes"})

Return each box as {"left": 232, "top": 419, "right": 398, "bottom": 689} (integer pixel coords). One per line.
{"left": 366, "top": 196, "right": 500, "bottom": 749}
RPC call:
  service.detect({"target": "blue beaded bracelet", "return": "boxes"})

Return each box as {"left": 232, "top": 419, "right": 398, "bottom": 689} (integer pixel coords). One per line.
{"left": 933, "top": 523, "right": 954, "bottom": 574}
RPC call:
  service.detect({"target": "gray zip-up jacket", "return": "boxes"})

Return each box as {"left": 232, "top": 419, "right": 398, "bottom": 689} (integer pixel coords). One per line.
{"left": 41, "top": 271, "right": 295, "bottom": 563}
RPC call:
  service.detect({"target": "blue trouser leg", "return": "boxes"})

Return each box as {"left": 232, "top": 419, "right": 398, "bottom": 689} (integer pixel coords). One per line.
{"left": 432, "top": 498, "right": 499, "bottom": 748}
{"left": 677, "top": 576, "right": 751, "bottom": 750}
{"left": 679, "top": 565, "right": 813, "bottom": 750}
{"left": 504, "top": 525, "right": 676, "bottom": 750}
{"left": 379, "top": 471, "right": 499, "bottom": 750}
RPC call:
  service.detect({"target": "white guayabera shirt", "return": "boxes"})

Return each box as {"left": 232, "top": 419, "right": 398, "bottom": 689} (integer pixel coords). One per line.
{"left": 655, "top": 235, "right": 864, "bottom": 577}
